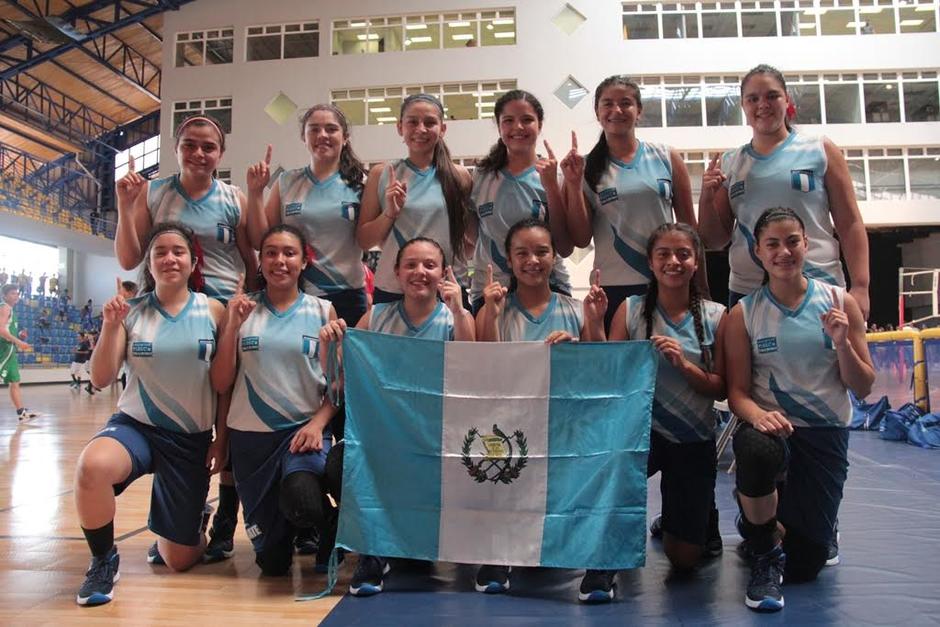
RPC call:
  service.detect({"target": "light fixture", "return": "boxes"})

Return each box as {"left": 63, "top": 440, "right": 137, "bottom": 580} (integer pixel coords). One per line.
{"left": 859, "top": 7, "right": 884, "bottom": 13}
{"left": 802, "top": 8, "right": 828, "bottom": 15}
{"left": 451, "top": 33, "right": 474, "bottom": 40}
{"left": 406, "top": 24, "right": 428, "bottom": 30}
{"left": 366, "top": 97, "right": 386, "bottom": 103}
{"left": 492, "top": 18, "right": 515, "bottom": 25}
{"left": 914, "top": 5, "right": 935, "bottom": 11}
{"left": 356, "top": 33, "right": 380, "bottom": 40}
{"left": 900, "top": 18, "right": 925, "bottom": 25}
{"left": 375, "top": 116, "right": 397, "bottom": 122}
{"left": 845, "top": 20, "right": 865, "bottom": 27}
{"left": 448, "top": 21, "right": 471, "bottom": 27}
{"left": 350, "top": 21, "right": 367, "bottom": 28}
{"left": 799, "top": 22, "right": 817, "bottom": 28}
{"left": 493, "top": 32, "right": 515, "bottom": 38}
{"left": 409, "top": 36, "right": 433, "bottom": 43}
{"left": 370, "top": 107, "right": 391, "bottom": 113}
{"left": 885, "top": 84, "right": 894, "bottom": 90}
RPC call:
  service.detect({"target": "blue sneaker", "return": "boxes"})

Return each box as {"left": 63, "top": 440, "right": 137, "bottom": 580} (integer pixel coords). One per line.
{"left": 203, "top": 513, "right": 235, "bottom": 563}
{"left": 474, "top": 564, "right": 511, "bottom": 594}
{"left": 745, "top": 546, "right": 786, "bottom": 612}
{"left": 349, "top": 555, "right": 390, "bottom": 597}
{"left": 826, "top": 522, "right": 840, "bottom": 567}
{"left": 147, "top": 541, "right": 165, "bottom": 565}
{"left": 578, "top": 569, "right": 616, "bottom": 603}
{"left": 76, "top": 547, "right": 120, "bottom": 606}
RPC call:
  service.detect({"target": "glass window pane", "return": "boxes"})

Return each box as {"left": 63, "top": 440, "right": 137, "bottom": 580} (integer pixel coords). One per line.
{"left": 688, "top": 161, "right": 704, "bottom": 199}
{"left": 847, "top": 159, "right": 867, "bottom": 200}
{"left": 790, "top": 84, "right": 823, "bottom": 123}
{"left": 819, "top": 9, "right": 856, "bottom": 35}
{"left": 247, "top": 34, "right": 280, "bottom": 61}
{"left": 663, "top": 13, "right": 698, "bottom": 38}
{"left": 701, "top": 12, "right": 738, "bottom": 37}
{"left": 868, "top": 159, "right": 906, "bottom": 200}
{"left": 206, "top": 108, "right": 232, "bottom": 134}
{"left": 372, "top": 25, "right": 404, "bottom": 52}
{"left": 333, "top": 28, "right": 368, "bottom": 55}
{"left": 904, "top": 81, "right": 940, "bottom": 121}
{"left": 205, "top": 37, "right": 233, "bottom": 64}
{"left": 824, "top": 84, "right": 862, "bottom": 123}
{"left": 335, "top": 100, "right": 366, "bottom": 126}
{"left": 443, "top": 93, "right": 478, "bottom": 121}
{"left": 176, "top": 40, "right": 203, "bottom": 67}
{"left": 481, "top": 16, "right": 516, "bottom": 45}
{"left": 781, "top": 11, "right": 816, "bottom": 35}
{"left": 284, "top": 31, "right": 318, "bottom": 58}
{"left": 173, "top": 111, "right": 192, "bottom": 132}
{"left": 368, "top": 97, "right": 402, "bottom": 125}
{"left": 638, "top": 86, "right": 664, "bottom": 127}
{"left": 705, "top": 84, "right": 742, "bottom": 125}
{"left": 443, "top": 19, "right": 478, "bottom": 48}
{"left": 741, "top": 11, "right": 778, "bottom": 36}
{"left": 864, "top": 82, "right": 901, "bottom": 123}
{"left": 859, "top": 7, "right": 896, "bottom": 33}
{"left": 664, "top": 85, "right": 703, "bottom": 126}
{"left": 404, "top": 22, "right": 441, "bottom": 50}
{"left": 909, "top": 158, "right": 940, "bottom": 199}
{"left": 899, "top": 6, "right": 936, "bottom": 32}
{"left": 623, "top": 14, "right": 659, "bottom": 39}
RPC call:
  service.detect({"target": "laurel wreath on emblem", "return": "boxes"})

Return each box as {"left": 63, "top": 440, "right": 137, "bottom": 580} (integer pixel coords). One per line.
{"left": 461, "top": 424, "right": 528, "bottom": 484}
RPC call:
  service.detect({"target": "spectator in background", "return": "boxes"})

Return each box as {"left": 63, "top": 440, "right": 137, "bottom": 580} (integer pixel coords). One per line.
{"left": 38, "top": 309, "right": 51, "bottom": 330}
{"left": 37, "top": 273, "right": 47, "bottom": 298}
{"left": 17, "top": 270, "right": 28, "bottom": 298}
{"left": 81, "top": 299, "right": 94, "bottom": 330}
{"left": 49, "top": 274, "right": 59, "bottom": 296}
{"left": 70, "top": 332, "right": 92, "bottom": 391}
{"left": 1, "top": 284, "right": 39, "bottom": 420}
{"left": 0, "top": 269, "right": 7, "bottom": 286}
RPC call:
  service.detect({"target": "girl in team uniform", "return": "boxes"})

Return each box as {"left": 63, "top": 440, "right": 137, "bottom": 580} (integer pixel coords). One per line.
{"left": 697, "top": 64, "right": 870, "bottom": 317}
{"left": 725, "top": 208, "right": 873, "bottom": 612}
{"left": 562, "top": 75, "right": 698, "bottom": 332}
{"left": 74, "top": 223, "right": 225, "bottom": 606}
{"left": 469, "top": 89, "right": 573, "bottom": 313}
{"left": 474, "top": 218, "right": 606, "bottom": 599}
{"left": 319, "top": 237, "right": 474, "bottom": 596}
{"left": 356, "top": 94, "right": 473, "bottom": 304}
{"left": 592, "top": 223, "right": 727, "bottom": 601}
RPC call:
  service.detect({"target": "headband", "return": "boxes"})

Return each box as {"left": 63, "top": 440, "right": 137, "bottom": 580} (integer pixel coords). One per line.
{"left": 402, "top": 93, "right": 445, "bottom": 115}
{"left": 176, "top": 116, "right": 225, "bottom": 142}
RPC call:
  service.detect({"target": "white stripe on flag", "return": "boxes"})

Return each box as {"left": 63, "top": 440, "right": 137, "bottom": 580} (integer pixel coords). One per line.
{"left": 438, "top": 342, "right": 550, "bottom": 566}
{"left": 800, "top": 172, "right": 811, "bottom": 192}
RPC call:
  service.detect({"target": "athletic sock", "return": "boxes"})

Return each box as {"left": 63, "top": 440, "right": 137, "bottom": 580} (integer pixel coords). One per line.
{"left": 82, "top": 521, "right": 115, "bottom": 558}
{"left": 743, "top": 517, "right": 779, "bottom": 555}
{"left": 217, "top": 483, "right": 239, "bottom": 519}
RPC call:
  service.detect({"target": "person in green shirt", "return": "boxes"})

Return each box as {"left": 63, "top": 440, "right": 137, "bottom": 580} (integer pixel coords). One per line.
{"left": 0, "top": 284, "right": 39, "bottom": 420}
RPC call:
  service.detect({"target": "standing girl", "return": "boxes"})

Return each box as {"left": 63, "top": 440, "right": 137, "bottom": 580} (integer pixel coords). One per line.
{"left": 211, "top": 224, "right": 338, "bottom": 577}
{"left": 469, "top": 89, "right": 573, "bottom": 313}
{"left": 697, "top": 64, "right": 869, "bottom": 317}
{"left": 74, "top": 223, "right": 225, "bottom": 606}
{"left": 356, "top": 94, "right": 473, "bottom": 304}
{"left": 563, "top": 75, "right": 697, "bottom": 331}
{"left": 725, "top": 207, "right": 873, "bottom": 611}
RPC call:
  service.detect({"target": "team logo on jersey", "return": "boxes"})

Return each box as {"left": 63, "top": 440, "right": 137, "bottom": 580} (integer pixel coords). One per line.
{"left": 241, "top": 336, "right": 260, "bottom": 352}
{"left": 478, "top": 201, "right": 494, "bottom": 218}
{"left": 285, "top": 202, "right": 303, "bottom": 217}
{"left": 245, "top": 524, "right": 262, "bottom": 540}
{"left": 657, "top": 178, "right": 673, "bottom": 201}
{"left": 730, "top": 181, "right": 746, "bottom": 200}
{"left": 302, "top": 334, "right": 319, "bottom": 359}
{"left": 599, "top": 187, "right": 619, "bottom": 205}
{"left": 461, "top": 424, "right": 528, "bottom": 485}
{"left": 531, "top": 198, "right": 547, "bottom": 219}
{"left": 132, "top": 341, "right": 153, "bottom": 357}
{"left": 341, "top": 201, "right": 359, "bottom": 221}
{"left": 756, "top": 337, "right": 778, "bottom": 354}
{"left": 216, "top": 223, "right": 235, "bottom": 244}
{"left": 198, "top": 339, "right": 215, "bottom": 362}
{"left": 791, "top": 169, "right": 816, "bottom": 193}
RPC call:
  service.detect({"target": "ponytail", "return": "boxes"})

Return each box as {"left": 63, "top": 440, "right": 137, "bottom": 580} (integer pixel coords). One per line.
{"left": 432, "top": 138, "right": 471, "bottom": 263}
{"left": 584, "top": 131, "right": 609, "bottom": 193}
{"left": 476, "top": 138, "right": 509, "bottom": 174}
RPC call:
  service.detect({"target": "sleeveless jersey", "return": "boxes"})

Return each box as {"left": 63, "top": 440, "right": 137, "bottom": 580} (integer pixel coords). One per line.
{"left": 0, "top": 306, "right": 18, "bottom": 374}
{"left": 722, "top": 132, "right": 845, "bottom": 293}
{"left": 624, "top": 295, "right": 726, "bottom": 443}
{"left": 227, "top": 292, "right": 332, "bottom": 432}
{"left": 497, "top": 292, "right": 582, "bottom": 341}
{"left": 278, "top": 167, "right": 365, "bottom": 296}
{"left": 148, "top": 175, "right": 245, "bottom": 302}
{"left": 118, "top": 291, "right": 217, "bottom": 433}
{"left": 741, "top": 278, "right": 851, "bottom": 427}
{"left": 370, "top": 300, "right": 455, "bottom": 340}
{"left": 469, "top": 167, "right": 571, "bottom": 302}
{"left": 584, "top": 142, "right": 675, "bottom": 287}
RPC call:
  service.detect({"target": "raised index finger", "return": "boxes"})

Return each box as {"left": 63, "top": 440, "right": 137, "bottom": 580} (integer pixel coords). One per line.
{"left": 235, "top": 273, "right": 245, "bottom": 296}
{"left": 707, "top": 153, "right": 720, "bottom": 170}
{"left": 571, "top": 131, "right": 578, "bottom": 152}
{"left": 115, "top": 277, "right": 123, "bottom": 295}
{"left": 831, "top": 287, "right": 842, "bottom": 311}
{"left": 446, "top": 266, "right": 457, "bottom": 283}
{"left": 543, "top": 140, "right": 556, "bottom": 161}
{"left": 386, "top": 163, "right": 397, "bottom": 185}
{"left": 486, "top": 263, "right": 493, "bottom": 284}
{"left": 263, "top": 144, "right": 273, "bottom": 165}
{"left": 128, "top": 154, "right": 136, "bottom": 173}
{"left": 591, "top": 268, "right": 600, "bottom": 287}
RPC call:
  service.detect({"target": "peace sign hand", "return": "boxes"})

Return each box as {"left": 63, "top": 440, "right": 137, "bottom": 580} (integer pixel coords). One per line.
{"left": 821, "top": 287, "right": 849, "bottom": 349}
{"left": 225, "top": 274, "right": 256, "bottom": 328}
{"left": 246, "top": 145, "right": 272, "bottom": 195}
{"left": 116, "top": 155, "right": 147, "bottom": 210}
{"left": 102, "top": 276, "right": 130, "bottom": 325}
{"left": 439, "top": 266, "right": 464, "bottom": 314}
{"left": 582, "top": 269, "right": 607, "bottom": 325}
{"left": 535, "top": 140, "right": 559, "bottom": 188}
{"left": 482, "top": 264, "right": 508, "bottom": 315}
{"left": 701, "top": 152, "right": 727, "bottom": 198}
{"left": 384, "top": 165, "right": 407, "bottom": 220}
{"left": 559, "top": 131, "right": 584, "bottom": 185}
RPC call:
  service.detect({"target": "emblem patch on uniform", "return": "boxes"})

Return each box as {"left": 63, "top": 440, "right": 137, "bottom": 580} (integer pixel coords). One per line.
{"left": 756, "top": 337, "right": 778, "bottom": 353}
{"left": 245, "top": 524, "right": 262, "bottom": 540}
{"left": 302, "top": 335, "right": 319, "bottom": 359}
{"left": 478, "top": 202, "right": 494, "bottom": 218}
{"left": 341, "top": 201, "right": 359, "bottom": 221}
{"left": 285, "top": 202, "right": 303, "bottom": 216}
{"left": 461, "top": 424, "right": 528, "bottom": 484}
{"left": 599, "top": 187, "right": 619, "bottom": 205}
{"left": 531, "top": 198, "right": 547, "bottom": 219}
{"left": 657, "top": 178, "right": 673, "bottom": 200}
{"left": 132, "top": 341, "right": 153, "bottom": 357}
{"left": 791, "top": 169, "right": 816, "bottom": 193}
{"left": 241, "top": 336, "right": 260, "bottom": 351}
{"left": 730, "top": 181, "right": 746, "bottom": 199}
{"left": 216, "top": 223, "right": 235, "bottom": 244}
{"left": 198, "top": 339, "right": 215, "bottom": 362}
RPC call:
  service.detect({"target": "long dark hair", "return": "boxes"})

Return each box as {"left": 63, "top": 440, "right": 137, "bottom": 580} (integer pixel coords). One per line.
{"left": 753, "top": 207, "right": 806, "bottom": 285}
{"left": 300, "top": 104, "right": 366, "bottom": 191}
{"left": 139, "top": 221, "right": 204, "bottom": 294}
{"left": 741, "top": 64, "right": 793, "bottom": 131}
{"left": 585, "top": 76, "right": 643, "bottom": 193}
{"left": 257, "top": 223, "right": 314, "bottom": 291}
{"left": 394, "top": 236, "right": 447, "bottom": 270}
{"left": 503, "top": 218, "right": 554, "bottom": 293}
{"left": 641, "top": 223, "right": 713, "bottom": 371}
{"left": 476, "top": 90, "right": 544, "bottom": 174}
{"left": 399, "top": 94, "right": 471, "bottom": 262}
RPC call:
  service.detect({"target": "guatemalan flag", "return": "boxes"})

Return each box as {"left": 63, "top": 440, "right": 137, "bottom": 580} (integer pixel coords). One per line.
{"left": 336, "top": 330, "right": 657, "bottom": 570}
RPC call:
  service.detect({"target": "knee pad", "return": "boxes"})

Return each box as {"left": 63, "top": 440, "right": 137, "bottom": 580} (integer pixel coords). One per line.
{"left": 324, "top": 441, "right": 344, "bottom": 503}
{"left": 733, "top": 426, "right": 786, "bottom": 498}
{"left": 782, "top": 528, "right": 827, "bottom": 583}
{"left": 278, "top": 471, "right": 326, "bottom": 530}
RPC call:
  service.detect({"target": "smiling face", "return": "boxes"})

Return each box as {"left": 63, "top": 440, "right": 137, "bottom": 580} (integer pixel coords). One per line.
{"left": 648, "top": 230, "right": 699, "bottom": 290}
{"left": 507, "top": 226, "right": 554, "bottom": 289}
{"left": 260, "top": 231, "right": 306, "bottom": 291}
{"left": 742, "top": 72, "right": 790, "bottom": 137}
{"left": 395, "top": 240, "right": 445, "bottom": 300}
{"left": 148, "top": 231, "right": 194, "bottom": 289}
{"left": 303, "top": 108, "right": 346, "bottom": 165}
{"left": 498, "top": 98, "right": 542, "bottom": 156}
{"left": 175, "top": 123, "right": 223, "bottom": 178}
{"left": 398, "top": 100, "right": 445, "bottom": 159}
{"left": 596, "top": 83, "right": 642, "bottom": 137}
{"left": 755, "top": 218, "right": 807, "bottom": 281}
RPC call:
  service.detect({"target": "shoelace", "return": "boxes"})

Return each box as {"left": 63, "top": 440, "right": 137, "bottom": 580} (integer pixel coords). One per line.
{"left": 86, "top": 555, "right": 116, "bottom": 584}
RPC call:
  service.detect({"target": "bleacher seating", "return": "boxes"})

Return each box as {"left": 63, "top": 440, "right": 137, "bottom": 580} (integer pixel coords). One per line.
{"left": 12, "top": 295, "right": 87, "bottom": 367}
{"left": 0, "top": 173, "right": 114, "bottom": 239}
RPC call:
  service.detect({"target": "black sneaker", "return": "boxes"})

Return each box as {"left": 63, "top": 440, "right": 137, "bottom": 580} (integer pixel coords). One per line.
{"left": 745, "top": 545, "right": 786, "bottom": 612}
{"left": 147, "top": 541, "right": 165, "bottom": 565}
{"left": 704, "top": 509, "right": 723, "bottom": 558}
{"left": 578, "top": 569, "right": 616, "bottom": 603}
{"left": 649, "top": 514, "right": 663, "bottom": 539}
{"left": 16, "top": 408, "right": 39, "bottom": 421}
{"left": 294, "top": 528, "right": 319, "bottom": 556}
{"left": 203, "top": 513, "right": 236, "bottom": 563}
{"left": 349, "top": 555, "right": 390, "bottom": 597}
{"left": 825, "top": 522, "right": 840, "bottom": 567}
{"left": 76, "top": 547, "right": 120, "bottom": 606}
{"left": 474, "top": 564, "right": 511, "bottom": 594}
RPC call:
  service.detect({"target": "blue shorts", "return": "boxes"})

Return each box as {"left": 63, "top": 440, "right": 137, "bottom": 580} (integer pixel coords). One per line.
{"left": 229, "top": 424, "right": 332, "bottom": 554}
{"left": 94, "top": 412, "right": 212, "bottom": 546}
{"left": 647, "top": 430, "right": 717, "bottom": 546}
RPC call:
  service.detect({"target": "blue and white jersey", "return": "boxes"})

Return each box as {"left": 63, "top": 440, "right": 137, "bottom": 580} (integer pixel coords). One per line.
{"left": 722, "top": 132, "right": 844, "bottom": 294}
{"left": 118, "top": 291, "right": 217, "bottom": 434}
{"left": 584, "top": 142, "right": 675, "bottom": 287}
{"left": 624, "top": 295, "right": 725, "bottom": 443}
{"left": 498, "top": 292, "right": 582, "bottom": 342}
{"left": 279, "top": 167, "right": 365, "bottom": 296}
{"left": 369, "top": 300, "right": 455, "bottom": 340}
{"left": 375, "top": 159, "right": 451, "bottom": 294}
{"left": 741, "top": 278, "right": 851, "bottom": 428}
{"left": 469, "top": 167, "right": 571, "bottom": 303}
{"left": 228, "top": 292, "right": 333, "bottom": 432}
{"left": 148, "top": 175, "right": 245, "bottom": 302}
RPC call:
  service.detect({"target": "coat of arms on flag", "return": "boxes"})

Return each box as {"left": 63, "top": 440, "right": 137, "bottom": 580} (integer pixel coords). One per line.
{"left": 336, "top": 330, "right": 657, "bottom": 570}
